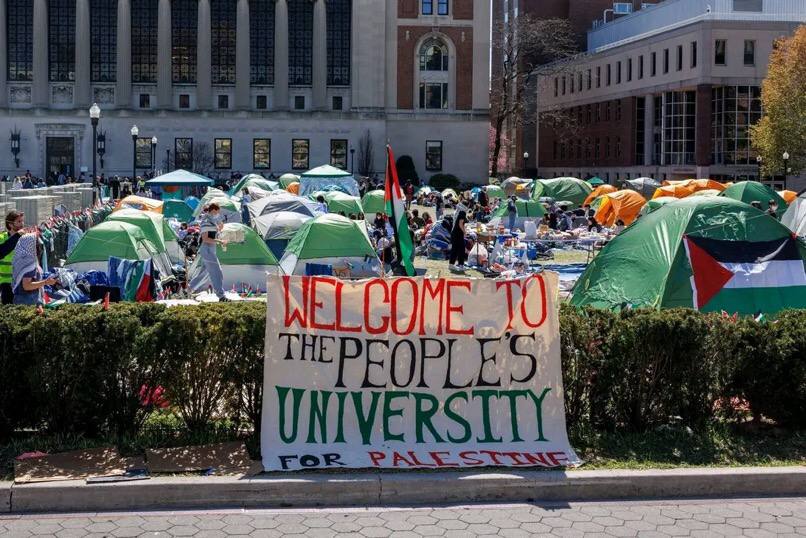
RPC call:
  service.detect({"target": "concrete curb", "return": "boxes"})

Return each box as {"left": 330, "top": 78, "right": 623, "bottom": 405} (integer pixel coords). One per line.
{"left": 7, "top": 467, "right": 806, "bottom": 513}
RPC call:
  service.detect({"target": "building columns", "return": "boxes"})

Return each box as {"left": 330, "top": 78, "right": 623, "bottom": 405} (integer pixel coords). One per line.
{"left": 235, "top": 0, "right": 250, "bottom": 109}
{"left": 74, "top": 0, "right": 91, "bottom": 107}
{"left": 157, "top": 0, "right": 172, "bottom": 108}
{"left": 0, "top": 0, "right": 7, "bottom": 108}
{"left": 312, "top": 0, "right": 327, "bottom": 110}
{"left": 32, "top": 0, "right": 48, "bottom": 106}
{"left": 695, "top": 84, "right": 712, "bottom": 167}
{"left": 196, "top": 0, "right": 212, "bottom": 109}
{"left": 116, "top": 0, "right": 132, "bottom": 108}
{"left": 273, "top": 0, "right": 288, "bottom": 110}
{"left": 644, "top": 94, "right": 654, "bottom": 167}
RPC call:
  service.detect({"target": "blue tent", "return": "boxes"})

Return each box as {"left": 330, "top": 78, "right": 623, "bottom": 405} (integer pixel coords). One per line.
{"left": 145, "top": 169, "right": 214, "bottom": 187}
{"left": 184, "top": 196, "right": 200, "bottom": 210}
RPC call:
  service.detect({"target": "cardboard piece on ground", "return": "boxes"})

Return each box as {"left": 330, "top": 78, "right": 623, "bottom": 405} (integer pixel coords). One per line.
{"left": 14, "top": 448, "right": 144, "bottom": 484}
{"left": 146, "top": 441, "right": 262, "bottom": 476}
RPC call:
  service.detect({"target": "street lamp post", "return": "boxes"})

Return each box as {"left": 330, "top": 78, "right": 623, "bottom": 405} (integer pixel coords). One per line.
{"left": 130, "top": 125, "right": 139, "bottom": 180}
{"left": 151, "top": 136, "right": 158, "bottom": 176}
{"left": 350, "top": 148, "right": 355, "bottom": 175}
{"left": 756, "top": 155, "right": 762, "bottom": 183}
{"left": 523, "top": 152, "right": 530, "bottom": 178}
{"left": 782, "top": 151, "right": 790, "bottom": 190}
{"left": 89, "top": 103, "right": 100, "bottom": 203}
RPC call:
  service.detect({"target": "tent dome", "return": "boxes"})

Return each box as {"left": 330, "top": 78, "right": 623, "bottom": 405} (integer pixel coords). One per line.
{"left": 531, "top": 178, "right": 593, "bottom": 207}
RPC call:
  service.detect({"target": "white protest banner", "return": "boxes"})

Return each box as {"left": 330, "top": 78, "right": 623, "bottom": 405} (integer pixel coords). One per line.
{"left": 261, "top": 273, "right": 579, "bottom": 471}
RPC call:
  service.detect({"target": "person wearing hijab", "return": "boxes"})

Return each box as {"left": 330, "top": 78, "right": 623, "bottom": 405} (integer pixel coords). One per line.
{"left": 189, "top": 204, "right": 229, "bottom": 302}
{"left": 12, "top": 234, "right": 56, "bottom": 305}
{"left": 449, "top": 210, "right": 468, "bottom": 271}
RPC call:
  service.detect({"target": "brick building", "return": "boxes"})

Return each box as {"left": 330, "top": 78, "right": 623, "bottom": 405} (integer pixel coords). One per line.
{"left": 535, "top": 0, "right": 805, "bottom": 191}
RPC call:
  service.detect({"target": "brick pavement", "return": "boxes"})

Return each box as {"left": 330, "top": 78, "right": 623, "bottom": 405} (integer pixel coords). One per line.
{"left": 1, "top": 497, "right": 805, "bottom": 536}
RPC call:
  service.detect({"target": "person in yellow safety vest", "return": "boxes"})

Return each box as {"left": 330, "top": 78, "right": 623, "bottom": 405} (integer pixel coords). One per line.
{"left": 0, "top": 210, "right": 25, "bottom": 305}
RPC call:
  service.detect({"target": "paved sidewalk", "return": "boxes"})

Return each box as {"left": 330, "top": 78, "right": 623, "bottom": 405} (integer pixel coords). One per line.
{"left": 1, "top": 497, "right": 805, "bottom": 536}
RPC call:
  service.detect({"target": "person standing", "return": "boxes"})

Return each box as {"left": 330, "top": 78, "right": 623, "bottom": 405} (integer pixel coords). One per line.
{"left": 449, "top": 210, "right": 468, "bottom": 271}
{"left": 110, "top": 175, "right": 121, "bottom": 200}
{"left": 0, "top": 211, "right": 25, "bottom": 304}
{"left": 189, "top": 204, "right": 229, "bottom": 302}
{"left": 507, "top": 196, "right": 518, "bottom": 231}
{"left": 12, "top": 234, "right": 56, "bottom": 305}
{"left": 240, "top": 189, "right": 252, "bottom": 226}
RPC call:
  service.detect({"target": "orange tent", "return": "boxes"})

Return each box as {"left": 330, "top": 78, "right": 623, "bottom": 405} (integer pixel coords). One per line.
{"left": 779, "top": 190, "right": 798, "bottom": 204}
{"left": 583, "top": 184, "right": 618, "bottom": 206}
{"left": 594, "top": 190, "right": 647, "bottom": 227}
{"left": 287, "top": 181, "right": 300, "bottom": 195}
{"left": 114, "top": 195, "right": 164, "bottom": 214}
{"left": 652, "top": 179, "right": 727, "bottom": 200}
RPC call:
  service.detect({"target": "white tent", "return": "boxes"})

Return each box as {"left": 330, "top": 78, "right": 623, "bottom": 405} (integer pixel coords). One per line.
{"left": 782, "top": 192, "right": 806, "bottom": 237}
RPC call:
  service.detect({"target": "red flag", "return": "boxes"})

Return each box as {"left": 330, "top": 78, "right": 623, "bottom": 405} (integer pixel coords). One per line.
{"left": 102, "top": 292, "right": 110, "bottom": 310}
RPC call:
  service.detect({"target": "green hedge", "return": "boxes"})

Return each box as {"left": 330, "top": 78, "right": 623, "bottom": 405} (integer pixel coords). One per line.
{"left": 0, "top": 303, "right": 804, "bottom": 440}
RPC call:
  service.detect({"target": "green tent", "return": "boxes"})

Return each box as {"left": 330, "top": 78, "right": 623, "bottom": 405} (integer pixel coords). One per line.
{"left": 145, "top": 169, "right": 213, "bottom": 187}
{"left": 230, "top": 173, "right": 279, "bottom": 195}
{"left": 492, "top": 199, "right": 546, "bottom": 219}
{"left": 325, "top": 191, "right": 363, "bottom": 215}
{"left": 587, "top": 176, "right": 605, "bottom": 186}
{"left": 531, "top": 177, "right": 593, "bottom": 207}
{"left": 192, "top": 188, "right": 241, "bottom": 220}
{"left": 719, "top": 181, "right": 787, "bottom": 218}
{"left": 107, "top": 208, "right": 184, "bottom": 265}
{"left": 278, "top": 173, "right": 299, "bottom": 188}
{"left": 163, "top": 199, "right": 194, "bottom": 222}
{"left": 639, "top": 196, "right": 677, "bottom": 217}
{"left": 484, "top": 185, "right": 505, "bottom": 199}
{"left": 65, "top": 221, "right": 164, "bottom": 273}
{"left": 571, "top": 197, "right": 806, "bottom": 315}
{"left": 279, "top": 214, "right": 381, "bottom": 277}
{"left": 361, "top": 190, "right": 386, "bottom": 214}
{"left": 187, "top": 223, "right": 279, "bottom": 293}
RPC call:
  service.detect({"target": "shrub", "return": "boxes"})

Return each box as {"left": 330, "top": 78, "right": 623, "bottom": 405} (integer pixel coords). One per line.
{"left": 428, "top": 174, "right": 460, "bottom": 191}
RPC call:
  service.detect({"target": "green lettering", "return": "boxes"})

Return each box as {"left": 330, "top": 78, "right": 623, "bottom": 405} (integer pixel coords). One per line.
{"left": 276, "top": 386, "right": 305, "bottom": 443}
{"left": 413, "top": 392, "right": 444, "bottom": 443}
{"left": 527, "top": 388, "right": 552, "bottom": 442}
{"left": 472, "top": 390, "right": 503, "bottom": 443}
{"left": 334, "top": 391, "right": 348, "bottom": 443}
{"left": 383, "top": 391, "right": 410, "bottom": 442}
{"left": 306, "top": 390, "right": 332, "bottom": 443}
{"left": 500, "top": 390, "right": 528, "bottom": 442}
{"left": 351, "top": 391, "right": 382, "bottom": 445}
{"left": 444, "top": 392, "right": 471, "bottom": 443}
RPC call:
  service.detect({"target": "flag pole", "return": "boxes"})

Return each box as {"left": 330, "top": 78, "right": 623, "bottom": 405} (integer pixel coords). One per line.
{"left": 385, "top": 145, "right": 406, "bottom": 271}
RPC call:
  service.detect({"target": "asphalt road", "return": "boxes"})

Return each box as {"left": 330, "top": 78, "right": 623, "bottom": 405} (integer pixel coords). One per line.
{"left": 1, "top": 497, "right": 805, "bottom": 536}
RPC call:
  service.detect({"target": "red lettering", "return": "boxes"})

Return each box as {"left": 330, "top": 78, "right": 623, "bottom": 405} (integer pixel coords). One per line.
{"left": 501, "top": 452, "right": 530, "bottom": 466}
{"left": 446, "top": 281, "right": 473, "bottom": 335}
{"left": 520, "top": 275, "right": 548, "bottom": 328}
{"left": 391, "top": 278, "right": 419, "bottom": 336}
{"left": 458, "top": 451, "right": 484, "bottom": 466}
{"left": 521, "top": 452, "right": 552, "bottom": 467}
{"left": 363, "top": 279, "right": 390, "bottom": 334}
{"left": 392, "top": 451, "right": 415, "bottom": 467}
{"left": 368, "top": 451, "right": 386, "bottom": 467}
{"left": 407, "top": 451, "right": 436, "bottom": 467}
{"left": 429, "top": 451, "right": 459, "bottom": 467}
{"left": 309, "top": 277, "right": 336, "bottom": 331}
{"left": 283, "top": 275, "right": 309, "bottom": 328}
{"left": 419, "top": 279, "right": 445, "bottom": 335}
{"left": 334, "top": 281, "right": 361, "bottom": 333}
{"left": 479, "top": 450, "right": 506, "bottom": 466}
{"left": 496, "top": 280, "right": 520, "bottom": 330}
{"left": 548, "top": 452, "right": 569, "bottom": 467}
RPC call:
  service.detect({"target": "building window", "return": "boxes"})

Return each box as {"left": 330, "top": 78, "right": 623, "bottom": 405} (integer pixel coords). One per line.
{"left": 715, "top": 39, "right": 727, "bottom": 65}
{"left": 218, "top": 94, "right": 229, "bottom": 109}
{"left": 676, "top": 45, "right": 683, "bottom": 71}
{"left": 638, "top": 55, "right": 644, "bottom": 79}
{"left": 90, "top": 0, "right": 116, "bottom": 82}
{"left": 419, "top": 82, "right": 448, "bottom": 109}
{"left": 330, "top": 139, "right": 348, "bottom": 169}
{"left": 175, "top": 138, "right": 193, "bottom": 170}
{"left": 422, "top": 0, "right": 448, "bottom": 15}
{"left": 292, "top": 139, "right": 310, "bottom": 170}
{"left": 627, "top": 58, "right": 632, "bottom": 82}
{"left": 663, "top": 90, "right": 696, "bottom": 165}
{"left": 422, "top": 0, "right": 432, "bottom": 14}
{"left": 712, "top": 86, "right": 762, "bottom": 165}
{"left": 135, "top": 138, "right": 153, "bottom": 169}
{"left": 426, "top": 141, "right": 443, "bottom": 171}
{"left": 606, "top": 64, "right": 611, "bottom": 86}
{"left": 256, "top": 95, "right": 267, "bottom": 109}
{"left": 744, "top": 40, "right": 755, "bottom": 65}
{"left": 561, "top": 75, "right": 566, "bottom": 95}
{"left": 172, "top": 0, "right": 197, "bottom": 83}
{"left": 294, "top": 95, "right": 305, "bottom": 109}
{"left": 250, "top": 0, "right": 275, "bottom": 84}
{"left": 605, "top": 102, "right": 611, "bottom": 121}
{"left": 586, "top": 69, "right": 592, "bottom": 90}
{"left": 615, "top": 99, "right": 622, "bottom": 121}
{"left": 288, "top": 0, "right": 313, "bottom": 86}
{"left": 663, "top": 48, "right": 669, "bottom": 73}
{"left": 253, "top": 139, "right": 271, "bottom": 169}
{"left": 49, "top": 0, "right": 75, "bottom": 81}
{"left": 595, "top": 103, "right": 601, "bottom": 122}
{"left": 420, "top": 38, "right": 448, "bottom": 71}
{"left": 554, "top": 77, "right": 558, "bottom": 97}
{"left": 650, "top": 51, "right": 657, "bottom": 76}
{"left": 211, "top": 0, "right": 237, "bottom": 84}
{"left": 570, "top": 75, "right": 574, "bottom": 94}
{"left": 7, "top": 0, "right": 33, "bottom": 81}
{"left": 132, "top": 0, "right": 158, "bottom": 83}
{"left": 326, "top": 0, "right": 351, "bottom": 85}
{"left": 691, "top": 41, "right": 697, "bottom": 68}
{"left": 214, "top": 138, "right": 232, "bottom": 169}
{"left": 635, "top": 96, "right": 646, "bottom": 164}
{"left": 139, "top": 93, "right": 150, "bottom": 108}
{"left": 332, "top": 95, "right": 343, "bottom": 110}
{"left": 179, "top": 94, "right": 190, "bottom": 108}
{"left": 577, "top": 72, "right": 583, "bottom": 92}
{"left": 616, "top": 61, "right": 622, "bottom": 84}
{"left": 596, "top": 66, "right": 601, "bottom": 87}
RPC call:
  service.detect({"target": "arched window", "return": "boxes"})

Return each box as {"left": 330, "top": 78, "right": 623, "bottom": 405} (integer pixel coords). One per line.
{"left": 419, "top": 38, "right": 448, "bottom": 72}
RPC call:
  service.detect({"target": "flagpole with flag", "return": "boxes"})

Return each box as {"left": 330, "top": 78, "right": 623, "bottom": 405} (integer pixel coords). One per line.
{"left": 384, "top": 144, "right": 416, "bottom": 277}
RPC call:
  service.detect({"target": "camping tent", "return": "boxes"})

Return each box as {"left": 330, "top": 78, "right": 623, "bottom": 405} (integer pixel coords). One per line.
{"left": 278, "top": 173, "right": 300, "bottom": 188}
{"left": 184, "top": 196, "right": 200, "bottom": 210}
{"left": 247, "top": 192, "right": 321, "bottom": 220}
{"left": 639, "top": 196, "right": 678, "bottom": 217}
{"left": 624, "top": 177, "right": 661, "bottom": 198}
{"left": 719, "top": 181, "right": 787, "bottom": 217}
{"left": 252, "top": 211, "right": 313, "bottom": 259}
{"left": 531, "top": 178, "right": 592, "bottom": 207}
{"left": 442, "top": 188, "right": 458, "bottom": 200}
{"left": 484, "top": 185, "right": 505, "bottom": 199}
{"left": 163, "top": 199, "right": 194, "bottom": 223}
{"left": 191, "top": 188, "right": 242, "bottom": 222}
{"left": 230, "top": 173, "right": 279, "bottom": 195}
{"left": 689, "top": 189, "right": 722, "bottom": 197}
{"left": 779, "top": 190, "right": 798, "bottom": 204}
{"left": 652, "top": 179, "right": 727, "bottom": 200}
{"left": 587, "top": 177, "right": 605, "bottom": 186}
{"left": 489, "top": 199, "right": 546, "bottom": 230}
{"left": 361, "top": 190, "right": 386, "bottom": 215}
{"left": 114, "top": 195, "right": 163, "bottom": 214}
{"left": 187, "top": 223, "right": 279, "bottom": 293}
{"left": 325, "top": 191, "right": 363, "bottom": 215}
{"left": 571, "top": 197, "right": 806, "bottom": 315}
{"left": 300, "top": 165, "right": 358, "bottom": 196}
{"left": 106, "top": 208, "right": 185, "bottom": 265}
{"left": 782, "top": 192, "right": 806, "bottom": 237}
{"left": 583, "top": 184, "right": 618, "bottom": 207}
{"left": 145, "top": 169, "right": 213, "bottom": 187}
{"left": 279, "top": 214, "right": 382, "bottom": 277}
{"left": 594, "top": 190, "right": 646, "bottom": 226}
{"left": 65, "top": 221, "right": 167, "bottom": 275}
{"left": 501, "top": 176, "right": 531, "bottom": 196}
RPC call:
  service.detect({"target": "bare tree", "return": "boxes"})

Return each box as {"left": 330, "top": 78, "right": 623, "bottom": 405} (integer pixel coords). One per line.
{"left": 193, "top": 142, "right": 214, "bottom": 176}
{"left": 357, "top": 130, "right": 375, "bottom": 177}
{"left": 490, "top": 15, "right": 578, "bottom": 177}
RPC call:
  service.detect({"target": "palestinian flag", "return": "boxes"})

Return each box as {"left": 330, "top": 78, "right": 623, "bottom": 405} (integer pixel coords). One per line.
{"left": 384, "top": 145, "right": 416, "bottom": 276}
{"left": 684, "top": 235, "right": 806, "bottom": 312}
{"left": 124, "top": 259, "right": 155, "bottom": 302}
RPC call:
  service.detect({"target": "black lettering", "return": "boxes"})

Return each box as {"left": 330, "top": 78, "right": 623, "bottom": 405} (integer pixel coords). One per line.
{"left": 510, "top": 334, "right": 537, "bottom": 383}
{"left": 390, "top": 339, "right": 416, "bottom": 388}
{"left": 335, "top": 337, "right": 363, "bottom": 388}
{"left": 278, "top": 333, "right": 300, "bottom": 361}
{"left": 362, "top": 339, "right": 389, "bottom": 389}
{"left": 476, "top": 338, "right": 502, "bottom": 387}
